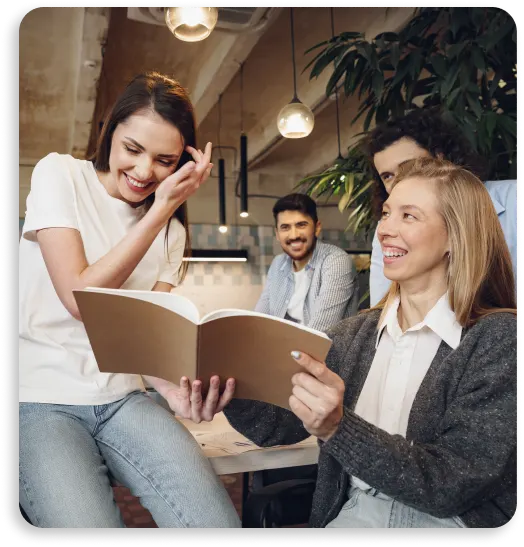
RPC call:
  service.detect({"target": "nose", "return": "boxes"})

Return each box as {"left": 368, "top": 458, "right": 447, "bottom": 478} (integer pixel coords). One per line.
{"left": 377, "top": 213, "right": 399, "bottom": 241}
{"left": 134, "top": 157, "right": 153, "bottom": 181}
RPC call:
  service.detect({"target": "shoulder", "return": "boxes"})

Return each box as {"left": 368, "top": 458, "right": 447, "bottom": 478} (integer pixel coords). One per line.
{"left": 465, "top": 312, "right": 516, "bottom": 341}
{"left": 32, "top": 153, "right": 89, "bottom": 184}
{"left": 484, "top": 179, "right": 517, "bottom": 204}
{"left": 268, "top": 252, "right": 288, "bottom": 272}
{"left": 317, "top": 241, "right": 352, "bottom": 265}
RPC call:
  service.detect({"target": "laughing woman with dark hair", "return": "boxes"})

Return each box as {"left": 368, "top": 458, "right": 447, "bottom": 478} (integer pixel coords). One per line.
{"left": 19, "top": 72, "right": 240, "bottom": 528}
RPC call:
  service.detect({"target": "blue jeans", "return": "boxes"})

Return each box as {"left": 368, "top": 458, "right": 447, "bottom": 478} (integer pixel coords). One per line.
{"left": 19, "top": 391, "right": 240, "bottom": 528}
{"left": 326, "top": 485, "right": 466, "bottom": 528}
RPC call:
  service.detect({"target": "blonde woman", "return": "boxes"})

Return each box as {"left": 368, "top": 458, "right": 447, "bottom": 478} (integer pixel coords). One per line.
{"left": 224, "top": 157, "right": 516, "bottom": 528}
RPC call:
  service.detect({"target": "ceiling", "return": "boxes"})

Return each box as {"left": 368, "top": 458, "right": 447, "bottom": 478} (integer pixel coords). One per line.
{"left": 19, "top": 6, "right": 415, "bottom": 228}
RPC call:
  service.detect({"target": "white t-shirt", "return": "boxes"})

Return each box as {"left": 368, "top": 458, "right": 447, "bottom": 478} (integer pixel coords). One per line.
{"left": 19, "top": 153, "right": 186, "bottom": 405}
{"left": 286, "top": 267, "right": 311, "bottom": 323}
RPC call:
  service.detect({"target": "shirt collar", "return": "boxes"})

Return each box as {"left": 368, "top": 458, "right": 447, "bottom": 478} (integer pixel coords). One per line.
{"left": 491, "top": 195, "right": 505, "bottom": 216}
{"left": 376, "top": 293, "right": 462, "bottom": 349}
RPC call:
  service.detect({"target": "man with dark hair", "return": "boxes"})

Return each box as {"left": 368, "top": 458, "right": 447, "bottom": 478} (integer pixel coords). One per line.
{"left": 255, "top": 193, "right": 357, "bottom": 332}
{"left": 364, "top": 109, "right": 516, "bottom": 305}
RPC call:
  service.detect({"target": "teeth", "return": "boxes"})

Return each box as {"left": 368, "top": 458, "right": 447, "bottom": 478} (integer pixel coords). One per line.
{"left": 384, "top": 250, "right": 407, "bottom": 257}
{"left": 126, "top": 174, "right": 149, "bottom": 188}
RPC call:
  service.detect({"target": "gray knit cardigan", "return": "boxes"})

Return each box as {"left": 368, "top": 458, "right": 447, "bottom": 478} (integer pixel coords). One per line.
{"left": 223, "top": 309, "right": 516, "bottom": 528}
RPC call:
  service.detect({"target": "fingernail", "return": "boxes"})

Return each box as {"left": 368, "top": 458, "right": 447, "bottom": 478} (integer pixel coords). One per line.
{"left": 291, "top": 351, "right": 301, "bottom": 360}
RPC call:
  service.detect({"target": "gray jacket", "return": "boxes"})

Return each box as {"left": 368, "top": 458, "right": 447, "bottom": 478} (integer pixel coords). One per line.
{"left": 224, "top": 309, "right": 516, "bottom": 528}
{"left": 255, "top": 240, "right": 358, "bottom": 332}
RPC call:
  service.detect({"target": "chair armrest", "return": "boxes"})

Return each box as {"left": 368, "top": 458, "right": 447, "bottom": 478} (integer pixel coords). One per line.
{"left": 242, "top": 479, "right": 316, "bottom": 528}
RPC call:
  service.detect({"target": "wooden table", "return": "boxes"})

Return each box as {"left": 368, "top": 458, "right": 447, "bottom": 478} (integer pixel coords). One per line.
{"left": 177, "top": 411, "right": 319, "bottom": 509}
{"left": 177, "top": 412, "right": 319, "bottom": 475}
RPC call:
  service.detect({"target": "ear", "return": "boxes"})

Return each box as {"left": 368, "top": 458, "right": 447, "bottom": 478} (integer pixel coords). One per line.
{"left": 315, "top": 220, "right": 322, "bottom": 237}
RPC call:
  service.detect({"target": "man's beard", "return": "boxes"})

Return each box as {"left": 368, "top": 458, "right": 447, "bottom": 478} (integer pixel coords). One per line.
{"left": 284, "top": 236, "right": 316, "bottom": 262}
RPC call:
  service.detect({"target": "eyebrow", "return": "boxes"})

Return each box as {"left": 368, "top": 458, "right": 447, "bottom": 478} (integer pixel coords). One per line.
{"left": 124, "top": 137, "right": 180, "bottom": 159}
{"left": 401, "top": 204, "right": 424, "bottom": 214}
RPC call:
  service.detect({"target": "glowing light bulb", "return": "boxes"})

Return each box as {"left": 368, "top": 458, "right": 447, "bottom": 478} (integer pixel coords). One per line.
{"left": 165, "top": 7, "right": 218, "bottom": 42}
{"left": 277, "top": 100, "right": 315, "bottom": 138}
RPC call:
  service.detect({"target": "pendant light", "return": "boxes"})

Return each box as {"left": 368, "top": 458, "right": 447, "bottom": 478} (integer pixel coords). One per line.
{"left": 277, "top": 8, "right": 314, "bottom": 139}
{"left": 239, "top": 63, "right": 249, "bottom": 218}
{"left": 217, "top": 94, "right": 227, "bottom": 233}
{"left": 164, "top": 7, "right": 218, "bottom": 42}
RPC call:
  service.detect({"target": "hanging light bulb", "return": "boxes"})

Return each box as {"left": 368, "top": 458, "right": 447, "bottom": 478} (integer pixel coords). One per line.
{"left": 164, "top": 7, "right": 218, "bottom": 42}
{"left": 278, "top": 100, "right": 315, "bottom": 139}
{"left": 216, "top": 94, "right": 228, "bottom": 233}
{"left": 277, "top": 8, "right": 314, "bottom": 139}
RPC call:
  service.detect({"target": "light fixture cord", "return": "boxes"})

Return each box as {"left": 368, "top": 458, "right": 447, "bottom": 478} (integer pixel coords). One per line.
{"left": 240, "top": 62, "right": 244, "bottom": 134}
{"left": 290, "top": 7, "right": 298, "bottom": 100}
{"left": 217, "top": 93, "right": 222, "bottom": 155}
{"left": 331, "top": 7, "right": 342, "bottom": 159}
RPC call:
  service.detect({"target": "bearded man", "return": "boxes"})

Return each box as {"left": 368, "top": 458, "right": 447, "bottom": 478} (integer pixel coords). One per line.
{"left": 255, "top": 193, "right": 357, "bottom": 332}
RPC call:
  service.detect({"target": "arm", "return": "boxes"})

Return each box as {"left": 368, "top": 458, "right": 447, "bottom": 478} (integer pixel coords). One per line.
{"left": 369, "top": 225, "right": 391, "bottom": 306}
{"left": 38, "top": 205, "right": 175, "bottom": 320}
{"left": 308, "top": 252, "right": 357, "bottom": 332}
{"left": 223, "top": 399, "right": 310, "bottom": 447}
{"left": 294, "top": 317, "right": 516, "bottom": 518}
{"left": 37, "top": 147, "right": 210, "bottom": 320}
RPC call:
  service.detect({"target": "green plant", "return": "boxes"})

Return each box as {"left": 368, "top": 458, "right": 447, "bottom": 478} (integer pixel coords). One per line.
{"left": 297, "top": 7, "right": 516, "bottom": 234}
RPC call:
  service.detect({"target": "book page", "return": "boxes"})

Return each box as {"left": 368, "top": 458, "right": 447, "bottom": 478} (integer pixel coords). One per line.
{"left": 200, "top": 308, "right": 329, "bottom": 339}
{"left": 83, "top": 287, "right": 200, "bottom": 323}
{"left": 74, "top": 289, "right": 199, "bottom": 383}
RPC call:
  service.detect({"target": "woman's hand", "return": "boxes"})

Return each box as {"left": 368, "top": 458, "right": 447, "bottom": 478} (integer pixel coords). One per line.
{"left": 154, "top": 142, "right": 213, "bottom": 212}
{"left": 148, "top": 375, "right": 236, "bottom": 423}
{"left": 289, "top": 351, "right": 345, "bottom": 442}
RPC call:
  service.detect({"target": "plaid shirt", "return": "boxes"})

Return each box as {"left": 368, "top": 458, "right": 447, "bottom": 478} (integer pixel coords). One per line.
{"left": 255, "top": 240, "right": 358, "bottom": 333}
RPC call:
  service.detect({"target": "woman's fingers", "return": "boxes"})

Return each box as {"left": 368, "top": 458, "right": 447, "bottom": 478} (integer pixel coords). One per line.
{"left": 190, "top": 380, "right": 203, "bottom": 423}
{"left": 202, "top": 376, "right": 221, "bottom": 421}
{"left": 215, "top": 378, "right": 236, "bottom": 414}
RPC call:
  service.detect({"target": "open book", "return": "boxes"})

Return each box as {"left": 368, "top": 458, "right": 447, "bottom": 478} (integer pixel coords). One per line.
{"left": 73, "top": 288, "right": 332, "bottom": 409}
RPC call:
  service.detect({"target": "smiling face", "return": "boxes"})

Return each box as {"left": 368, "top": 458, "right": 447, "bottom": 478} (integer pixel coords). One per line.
{"left": 275, "top": 210, "right": 321, "bottom": 269}
{"left": 373, "top": 137, "right": 432, "bottom": 194}
{"left": 377, "top": 176, "right": 450, "bottom": 288}
{"left": 99, "top": 109, "right": 185, "bottom": 205}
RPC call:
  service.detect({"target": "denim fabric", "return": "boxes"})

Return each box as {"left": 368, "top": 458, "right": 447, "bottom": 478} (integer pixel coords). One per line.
{"left": 19, "top": 391, "right": 240, "bottom": 528}
{"left": 326, "top": 485, "right": 465, "bottom": 528}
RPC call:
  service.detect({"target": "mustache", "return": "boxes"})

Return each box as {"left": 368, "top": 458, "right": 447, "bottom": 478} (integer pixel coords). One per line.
{"left": 286, "top": 238, "right": 307, "bottom": 245}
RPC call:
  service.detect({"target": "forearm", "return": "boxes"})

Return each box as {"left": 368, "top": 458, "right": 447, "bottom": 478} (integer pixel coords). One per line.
{"left": 77, "top": 203, "right": 172, "bottom": 291}
{"left": 143, "top": 375, "right": 178, "bottom": 399}
{"left": 224, "top": 399, "right": 309, "bottom": 447}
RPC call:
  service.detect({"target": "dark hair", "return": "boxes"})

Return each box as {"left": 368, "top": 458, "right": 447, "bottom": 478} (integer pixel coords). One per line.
{"left": 272, "top": 193, "right": 318, "bottom": 225}
{"left": 91, "top": 72, "right": 195, "bottom": 284}
{"left": 363, "top": 108, "right": 489, "bottom": 219}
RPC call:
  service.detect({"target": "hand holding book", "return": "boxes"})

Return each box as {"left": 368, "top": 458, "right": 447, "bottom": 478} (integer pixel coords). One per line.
{"left": 144, "top": 374, "right": 236, "bottom": 423}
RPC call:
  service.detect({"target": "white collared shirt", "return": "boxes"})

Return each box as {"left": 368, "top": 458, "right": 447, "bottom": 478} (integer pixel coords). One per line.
{"left": 352, "top": 293, "right": 462, "bottom": 490}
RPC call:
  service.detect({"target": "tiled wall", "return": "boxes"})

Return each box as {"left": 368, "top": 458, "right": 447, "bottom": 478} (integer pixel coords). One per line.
{"left": 19, "top": 219, "right": 372, "bottom": 316}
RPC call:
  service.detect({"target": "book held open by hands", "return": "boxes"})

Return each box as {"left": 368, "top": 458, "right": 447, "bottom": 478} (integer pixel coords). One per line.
{"left": 73, "top": 288, "right": 332, "bottom": 409}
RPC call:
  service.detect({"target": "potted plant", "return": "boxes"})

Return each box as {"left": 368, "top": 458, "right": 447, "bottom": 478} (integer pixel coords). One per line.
{"left": 297, "top": 7, "right": 516, "bottom": 236}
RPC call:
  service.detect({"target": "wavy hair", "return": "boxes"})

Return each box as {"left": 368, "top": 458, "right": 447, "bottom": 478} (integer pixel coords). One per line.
{"left": 91, "top": 72, "right": 195, "bottom": 284}
{"left": 373, "top": 157, "right": 515, "bottom": 327}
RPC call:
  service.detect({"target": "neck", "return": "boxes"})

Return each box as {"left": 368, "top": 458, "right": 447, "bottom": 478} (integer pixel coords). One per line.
{"left": 397, "top": 268, "right": 448, "bottom": 331}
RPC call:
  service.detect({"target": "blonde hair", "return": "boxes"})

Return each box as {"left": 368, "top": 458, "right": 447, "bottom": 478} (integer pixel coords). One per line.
{"left": 373, "top": 157, "right": 516, "bottom": 327}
